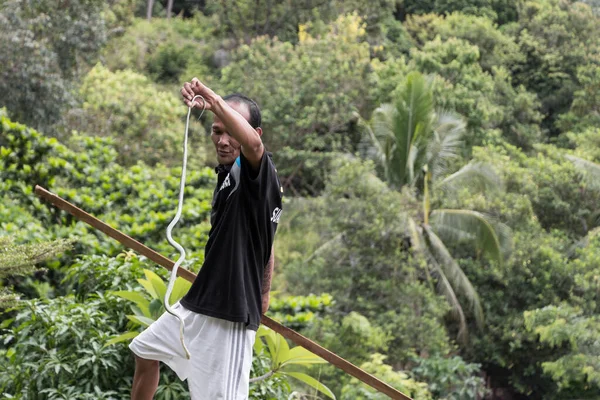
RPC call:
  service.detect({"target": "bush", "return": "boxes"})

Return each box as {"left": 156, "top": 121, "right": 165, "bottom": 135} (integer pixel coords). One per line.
{"left": 1, "top": 112, "right": 214, "bottom": 277}
{"left": 64, "top": 64, "right": 208, "bottom": 167}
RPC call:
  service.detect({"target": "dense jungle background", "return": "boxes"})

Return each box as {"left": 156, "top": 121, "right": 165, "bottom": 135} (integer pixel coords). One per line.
{"left": 1, "top": 0, "right": 600, "bottom": 398}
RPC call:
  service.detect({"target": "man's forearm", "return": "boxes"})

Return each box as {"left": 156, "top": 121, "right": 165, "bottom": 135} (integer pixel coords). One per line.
{"left": 261, "top": 250, "right": 274, "bottom": 314}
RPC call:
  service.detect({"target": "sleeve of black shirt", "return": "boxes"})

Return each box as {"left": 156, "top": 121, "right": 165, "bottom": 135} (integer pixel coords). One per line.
{"left": 239, "top": 151, "right": 280, "bottom": 200}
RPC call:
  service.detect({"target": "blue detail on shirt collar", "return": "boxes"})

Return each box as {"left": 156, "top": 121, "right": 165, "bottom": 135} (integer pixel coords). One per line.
{"left": 215, "top": 156, "right": 241, "bottom": 174}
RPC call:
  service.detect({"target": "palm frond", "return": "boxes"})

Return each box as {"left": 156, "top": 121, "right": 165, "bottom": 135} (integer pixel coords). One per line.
{"left": 369, "top": 103, "right": 400, "bottom": 186}
{"left": 359, "top": 116, "right": 388, "bottom": 177}
{"left": 430, "top": 209, "right": 512, "bottom": 266}
{"left": 408, "top": 144, "right": 420, "bottom": 186}
{"left": 431, "top": 224, "right": 477, "bottom": 242}
{"left": 437, "top": 162, "right": 504, "bottom": 196}
{"left": 397, "top": 72, "right": 434, "bottom": 186}
{"left": 428, "top": 110, "right": 466, "bottom": 182}
{"left": 368, "top": 72, "right": 435, "bottom": 189}
{"left": 566, "top": 155, "right": 600, "bottom": 191}
{"left": 423, "top": 225, "right": 483, "bottom": 339}
{"left": 401, "top": 72, "right": 434, "bottom": 150}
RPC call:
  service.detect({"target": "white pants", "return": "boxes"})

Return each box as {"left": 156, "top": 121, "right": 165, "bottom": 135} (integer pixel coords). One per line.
{"left": 129, "top": 302, "right": 256, "bottom": 400}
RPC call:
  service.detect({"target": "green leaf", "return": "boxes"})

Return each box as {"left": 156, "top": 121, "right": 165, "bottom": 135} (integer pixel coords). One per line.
{"left": 169, "top": 277, "right": 192, "bottom": 304}
{"left": 105, "top": 331, "right": 139, "bottom": 346}
{"left": 280, "top": 346, "right": 327, "bottom": 368}
{"left": 282, "top": 371, "right": 336, "bottom": 399}
{"left": 253, "top": 335, "right": 265, "bottom": 355}
{"left": 137, "top": 278, "right": 159, "bottom": 299}
{"left": 111, "top": 290, "right": 150, "bottom": 316}
{"left": 437, "top": 162, "right": 503, "bottom": 195}
{"left": 423, "top": 225, "right": 482, "bottom": 339}
{"left": 127, "top": 315, "right": 156, "bottom": 327}
{"left": 144, "top": 269, "right": 167, "bottom": 300}
{"left": 254, "top": 326, "right": 268, "bottom": 354}
{"left": 6, "top": 347, "right": 15, "bottom": 359}
{"left": 368, "top": 71, "right": 435, "bottom": 189}
{"left": 261, "top": 328, "right": 290, "bottom": 368}
{"left": 0, "top": 318, "right": 14, "bottom": 329}
{"left": 430, "top": 209, "right": 511, "bottom": 266}
{"left": 149, "top": 298, "right": 164, "bottom": 319}
{"left": 273, "top": 332, "right": 290, "bottom": 367}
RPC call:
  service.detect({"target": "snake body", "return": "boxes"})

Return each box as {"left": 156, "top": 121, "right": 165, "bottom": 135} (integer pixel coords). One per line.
{"left": 164, "top": 95, "right": 206, "bottom": 360}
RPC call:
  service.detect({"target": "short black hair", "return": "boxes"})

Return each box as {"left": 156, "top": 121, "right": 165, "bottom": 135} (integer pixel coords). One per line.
{"left": 223, "top": 93, "right": 261, "bottom": 129}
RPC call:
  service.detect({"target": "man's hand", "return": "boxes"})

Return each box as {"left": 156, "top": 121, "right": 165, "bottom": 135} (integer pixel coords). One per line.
{"left": 181, "top": 78, "right": 219, "bottom": 110}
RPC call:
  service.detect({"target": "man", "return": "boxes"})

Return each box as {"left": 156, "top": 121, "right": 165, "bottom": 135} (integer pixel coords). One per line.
{"left": 129, "top": 78, "right": 283, "bottom": 400}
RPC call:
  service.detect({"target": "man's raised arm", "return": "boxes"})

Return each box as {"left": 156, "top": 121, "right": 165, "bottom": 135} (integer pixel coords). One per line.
{"left": 181, "top": 78, "right": 264, "bottom": 170}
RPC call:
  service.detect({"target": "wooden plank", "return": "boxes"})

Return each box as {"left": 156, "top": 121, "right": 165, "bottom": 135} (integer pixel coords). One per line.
{"left": 35, "top": 185, "right": 412, "bottom": 400}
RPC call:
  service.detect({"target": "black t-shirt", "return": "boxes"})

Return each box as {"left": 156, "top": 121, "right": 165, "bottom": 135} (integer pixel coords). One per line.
{"left": 180, "top": 152, "right": 282, "bottom": 330}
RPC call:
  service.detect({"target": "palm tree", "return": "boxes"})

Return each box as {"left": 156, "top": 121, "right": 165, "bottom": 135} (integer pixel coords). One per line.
{"left": 364, "top": 71, "right": 511, "bottom": 340}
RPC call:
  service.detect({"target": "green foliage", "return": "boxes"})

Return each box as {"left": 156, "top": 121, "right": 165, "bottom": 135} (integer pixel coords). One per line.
{"left": 449, "top": 191, "right": 578, "bottom": 396}
{"left": 401, "top": 0, "right": 520, "bottom": 24}
{"left": 403, "top": 13, "right": 543, "bottom": 149}
{"left": 508, "top": 0, "right": 600, "bottom": 135}
{"left": 268, "top": 293, "right": 334, "bottom": 330}
{"left": 405, "top": 12, "right": 524, "bottom": 72}
{"left": 0, "top": 236, "right": 73, "bottom": 307}
{"left": 521, "top": 229, "right": 600, "bottom": 398}
{"left": 412, "top": 356, "right": 488, "bottom": 399}
{"left": 280, "top": 159, "right": 455, "bottom": 364}
{"left": 365, "top": 72, "right": 510, "bottom": 338}
{"left": 209, "top": 0, "right": 397, "bottom": 45}
{"left": 109, "top": 265, "right": 329, "bottom": 397}
{"left": 254, "top": 326, "right": 335, "bottom": 399}
{"left": 248, "top": 353, "right": 293, "bottom": 399}
{"left": 219, "top": 14, "right": 372, "bottom": 193}
{"left": 340, "top": 354, "right": 432, "bottom": 400}
{"left": 306, "top": 312, "right": 391, "bottom": 367}
{"left": 0, "top": 255, "right": 193, "bottom": 399}
{"left": 411, "top": 37, "right": 543, "bottom": 149}
{"left": 473, "top": 142, "right": 600, "bottom": 236}
{"left": 524, "top": 304, "right": 600, "bottom": 396}
{"left": 62, "top": 254, "right": 147, "bottom": 300}
{"left": 65, "top": 64, "right": 207, "bottom": 167}
{"left": 0, "top": 111, "right": 215, "bottom": 263}
{"left": 0, "top": 0, "right": 114, "bottom": 132}
{"left": 0, "top": 296, "right": 131, "bottom": 398}
{"left": 107, "top": 268, "right": 192, "bottom": 344}
{"left": 557, "top": 64, "right": 600, "bottom": 135}
{"left": 4, "top": 2, "right": 600, "bottom": 398}
{"left": 567, "top": 155, "right": 600, "bottom": 195}
{"left": 364, "top": 71, "right": 466, "bottom": 189}
{"left": 102, "top": 15, "right": 216, "bottom": 83}
{"left": 569, "top": 127, "right": 600, "bottom": 164}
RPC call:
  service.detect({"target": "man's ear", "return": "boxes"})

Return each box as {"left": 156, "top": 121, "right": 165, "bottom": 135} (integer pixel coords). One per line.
{"left": 255, "top": 127, "right": 263, "bottom": 137}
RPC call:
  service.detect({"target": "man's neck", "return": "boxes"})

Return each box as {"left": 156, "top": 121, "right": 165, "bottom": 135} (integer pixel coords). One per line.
{"left": 215, "top": 163, "right": 234, "bottom": 174}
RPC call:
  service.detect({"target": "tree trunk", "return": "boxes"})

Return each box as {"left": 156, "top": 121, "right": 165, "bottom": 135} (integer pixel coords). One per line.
{"left": 146, "top": 0, "right": 154, "bottom": 21}
{"left": 167, "top": 0, "right": 174, "bottom": 19}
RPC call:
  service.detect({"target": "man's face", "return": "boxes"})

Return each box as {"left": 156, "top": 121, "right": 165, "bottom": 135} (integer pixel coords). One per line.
{"left": 211, "top": 101, "right": 250, "bottom": 165}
